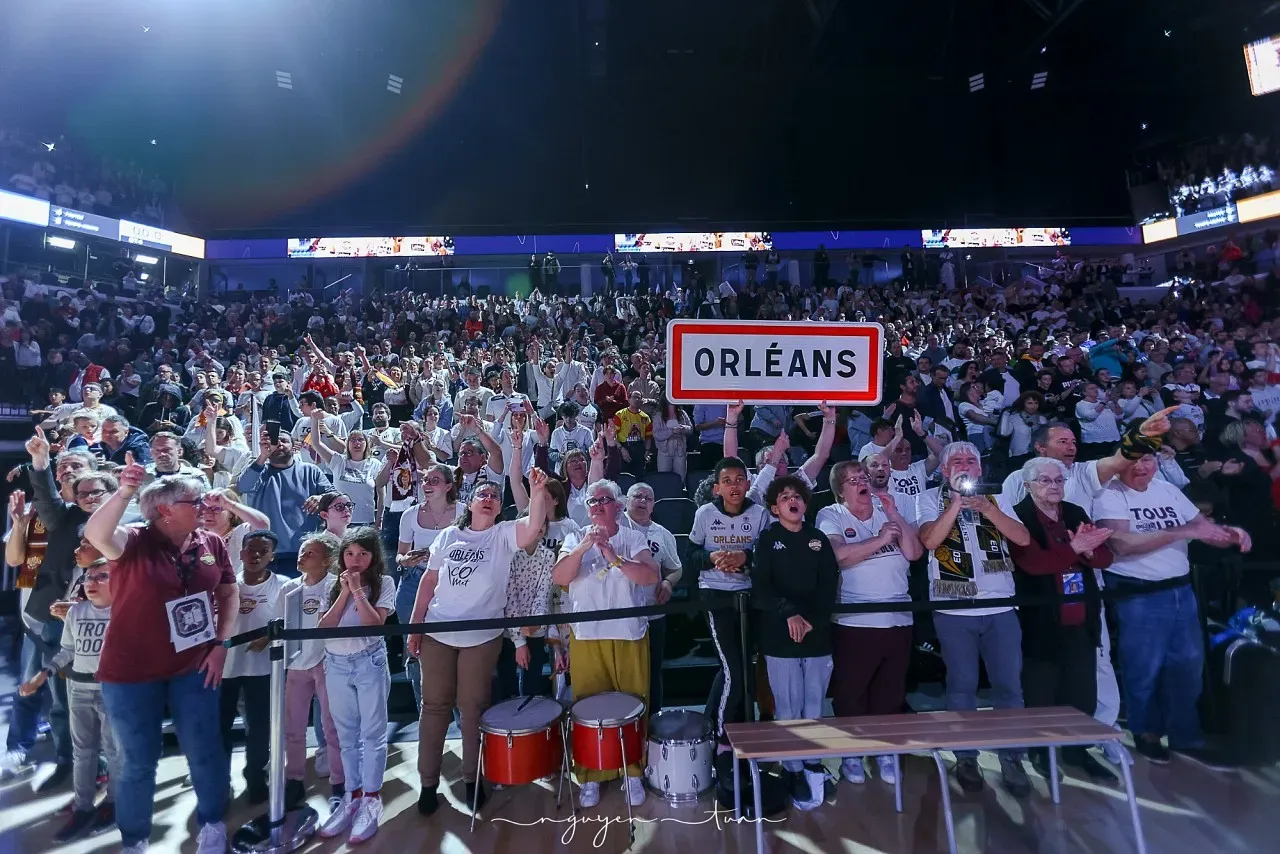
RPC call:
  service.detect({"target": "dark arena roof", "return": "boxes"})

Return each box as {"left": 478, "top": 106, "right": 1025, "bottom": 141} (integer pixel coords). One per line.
{"left": 1, "top": 0, "right": 1277, "bottom": 235}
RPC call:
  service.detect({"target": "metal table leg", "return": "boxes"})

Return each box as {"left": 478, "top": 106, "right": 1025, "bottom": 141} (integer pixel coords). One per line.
{"left": 1116, "top": 743, "right": 1148, "bottom": 854}
{"left": 734, "top": 751, "right": 742, "bottom": 820}
{"left": 749, "top": 758, "right": 765, "bottom": 854}
{"left": 931, "top": 750, "right": 958, "bottom": 854}
{"left": 894, "top": 754, "right": 903, "bottom": 813}
{"left": 1049, "top": 745, "right": 1060, "bottom": 805}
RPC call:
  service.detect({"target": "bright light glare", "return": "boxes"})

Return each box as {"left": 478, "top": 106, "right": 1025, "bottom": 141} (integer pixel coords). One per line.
{"left": 139, "top": 272, "right": 150, "bottom": 280}
{"left": 135, "top": 255, "right": 159, "bottom": 265}
{"left": 47, "top": 236, "right": 76, "bottom": 250}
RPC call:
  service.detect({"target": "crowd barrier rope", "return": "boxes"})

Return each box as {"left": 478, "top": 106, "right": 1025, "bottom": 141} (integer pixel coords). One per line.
{"left": 223, "top": 573, "right": 1194, "bottom": 650}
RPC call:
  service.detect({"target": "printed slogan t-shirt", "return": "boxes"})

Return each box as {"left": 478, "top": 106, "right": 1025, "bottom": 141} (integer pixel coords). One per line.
{"left": 425, "top": 521, "right": 521, "bottom": 647}
{"left": 1093, "top": 479, "right": 1199, "bottom": 582}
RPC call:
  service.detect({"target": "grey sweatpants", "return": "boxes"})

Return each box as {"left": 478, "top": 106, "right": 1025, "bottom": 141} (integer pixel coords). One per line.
{"left": 69, "top": 682, "right": 120, "bottom": 811}
{"left": 933, "top": 610, "right": 1024, "bottom": 760}
{"left": 765, "top": 655, "right": 834, "bottom": 772}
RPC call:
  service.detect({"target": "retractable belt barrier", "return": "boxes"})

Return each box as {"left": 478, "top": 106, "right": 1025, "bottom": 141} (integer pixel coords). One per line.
{"left": 223, "top": 573, "right": 1192, "bottom": 649}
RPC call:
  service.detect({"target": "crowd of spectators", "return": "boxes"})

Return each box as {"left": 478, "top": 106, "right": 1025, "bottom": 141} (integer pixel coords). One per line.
{"left": 0, "top": 125, "right": 171, "bottom": 226}
{"left": 3, "top": 227, "right": 1278, "bottom": 849}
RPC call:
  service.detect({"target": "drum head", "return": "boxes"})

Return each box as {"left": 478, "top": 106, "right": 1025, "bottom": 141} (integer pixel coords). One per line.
{"left": 570, "top": 691, "right": 645, "bottom": 725}
{"left": 649, "top": 709, "right": 711, "bottom": 743}
{"left": 480, "top": 696, "right": 564, "bottom": 734}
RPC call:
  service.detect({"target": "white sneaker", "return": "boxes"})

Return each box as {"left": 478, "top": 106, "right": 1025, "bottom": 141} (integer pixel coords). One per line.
{"left": 1100, "top": 740, "right": 1131, "bottom": 766}
{"left": 195, "top": 822, "right": 227, "bottom": 854}
{"left": 313, "top": 747, "right": 329, "bottom": 778}
{"left": 791, "top": 769, "right": 826, "bottom": 811}
{"left": 318, "top": 793, "right": 356, "bottom": 838}
{"left": 0, "top": 749, "right": 29, "bottom": 780}
{"left": 625, "top": 776, "right": 646, "bottom": 807}
{"left": 349, "top": 796, "right": 382, "bottom": 844}
{"left": 840, "top": 757, "right": 866, "bottom": 784}
{"left": 877, "top": 755, "right": 898, "bottom": 785}
{"left": 578, "top": 781, "right": 600, "bottom": 808}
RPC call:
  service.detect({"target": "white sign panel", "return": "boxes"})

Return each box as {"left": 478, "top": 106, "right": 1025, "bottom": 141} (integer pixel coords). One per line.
{"left": 666, "top": 320, "right": 884, "bottom": 405}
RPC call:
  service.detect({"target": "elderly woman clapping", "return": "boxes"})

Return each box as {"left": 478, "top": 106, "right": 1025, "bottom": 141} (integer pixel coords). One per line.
{"left": 1005, "top": 456, "right": 1117, "bottom": 785}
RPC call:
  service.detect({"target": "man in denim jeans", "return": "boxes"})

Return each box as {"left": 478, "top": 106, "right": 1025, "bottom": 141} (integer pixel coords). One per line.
{"left": 1094, "top": 452, "right": 1251, "bottom": 765}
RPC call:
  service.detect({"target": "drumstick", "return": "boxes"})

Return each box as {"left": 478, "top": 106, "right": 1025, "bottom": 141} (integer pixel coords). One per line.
{"left": 517, "top": 695, "right": 534, "bottom": 713}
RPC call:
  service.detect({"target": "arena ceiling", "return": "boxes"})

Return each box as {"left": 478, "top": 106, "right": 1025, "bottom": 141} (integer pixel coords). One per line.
{"left": 1, "top": 0, "right": 1276, "bottom": 236}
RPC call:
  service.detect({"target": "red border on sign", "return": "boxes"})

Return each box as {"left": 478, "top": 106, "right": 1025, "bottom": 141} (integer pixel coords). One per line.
{"left": 666, "top": 320, "right": 883, "bottom": 405}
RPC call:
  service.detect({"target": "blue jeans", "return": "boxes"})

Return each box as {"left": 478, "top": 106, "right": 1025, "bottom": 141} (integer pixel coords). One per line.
{"left": 934, "top": 610, "right": 1024, "bottom": 759}
{"left": 1105, "top": 575, "right": 1204, "bottom": 748}
{"left": 380, "top": 512, "right": 403, "bottom": 565}
{"left": 395, "top": 564, "right": 425, "bottom": 713}
{"left": 101, "top": 670, "right": 228, "bottom": 847}
{"left": 324, "top": 644, "right": 391, "bottom": 793}
{"left": 7, "top": 633, "right": 46, "bottom": 754}
{"left": 9, "top": 622, "right": 73, "bottom": 763}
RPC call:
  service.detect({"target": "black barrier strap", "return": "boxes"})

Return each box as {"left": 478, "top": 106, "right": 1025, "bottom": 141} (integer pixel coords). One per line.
{"left": 223, "top": 624, "right": 269, "bottom": 649}
{"left": 222, "top": 573, "right": 1192, "bottom": 647}
{"left": 827, "top": 573, "right": 1190, "bottom": 614}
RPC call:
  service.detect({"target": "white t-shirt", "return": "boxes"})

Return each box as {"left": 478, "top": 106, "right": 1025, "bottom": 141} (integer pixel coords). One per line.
{"left": 425, "top": 521, "right": 521, "bottom": 647}
{"left": 958, "top": 402, "right": 988, "bottom": 438}
{"left": 225, "top": 572, "right": 284, "bottom": 678}
{"left": 1092, "top": 479, "right": 1198, "bottom": 581}
{"left": 859, "top": 441, "right": 889, "bottom": 460}
{"left": 551, "top": 423, "right": 593, "bottom": 456}
{"left": 619, "top": 515, "right": 682, "bottom": 622}
{"left": 329, "top": 456, "right": 380, "bottom": 524}
{"left": 424, "top": 425, "right": 453, "bottom": 459}
{"left": 397, "top": 503, "right": 463, "bottom": 551}
{"left": 323, "top": 576, "right": 397, "bottom": 656}
{"left": 1250, "top": 383, "right": 1280, "bottom": 427}
{"left": 485, "top": 391, "right": 530, "bottom": 429}
{"left": 1076, "top": 400, "right": 1121, "bottom": 444}
{"left": 889, "top": 461, "right": 930, "bottom": 511}
{"left": 495, "top": 427, "right": 537, "bottom": 479}
{"left": 916, "top": 487, "right": 1015, "bottom": 616}
{"left": 566, "top": 481, "right": 591, "bottom": 527}
{"left": 284, "top": 575, "right": 332, "bottom": 671}
{"left": 543, "top": 517, "right": 583, "bottom": 559}
{"left": 223, "top": 522, "right": 253, "bottom": 578}
{"left": 291, "top": 414, "right": 350, "bottom": 465}
{"left": 560, "top": 526, "right": 652, "bottom": 641}
{"left": 817, "top": 503, "right": 912, "bottom": 628}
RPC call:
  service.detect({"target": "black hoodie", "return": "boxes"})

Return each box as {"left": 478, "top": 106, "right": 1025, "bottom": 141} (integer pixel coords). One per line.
{"left": 752, "top": 521, "right": 839, "bottom": 658}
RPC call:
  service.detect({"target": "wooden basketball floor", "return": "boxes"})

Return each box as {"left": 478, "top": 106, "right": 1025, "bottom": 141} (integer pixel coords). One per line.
{"left": 1, "top": 728, "right": 1276, "bottom": 854}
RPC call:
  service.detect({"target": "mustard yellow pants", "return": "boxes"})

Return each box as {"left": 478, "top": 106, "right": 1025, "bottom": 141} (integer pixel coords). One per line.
{"left": 569, "top": 633, "right": 650, "bottom": 782}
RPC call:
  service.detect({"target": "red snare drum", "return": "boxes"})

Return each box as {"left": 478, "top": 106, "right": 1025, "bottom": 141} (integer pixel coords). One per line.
{"left": 570, "top": 692, "right": 646, "bottom": 771}
{"left": 479, "top": 696, "right": 565, "bottom": 786}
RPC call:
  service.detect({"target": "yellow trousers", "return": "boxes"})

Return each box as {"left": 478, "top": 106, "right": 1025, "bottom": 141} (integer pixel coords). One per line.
{"left": 569, "top": 633, "right": 650, "bottom": 782}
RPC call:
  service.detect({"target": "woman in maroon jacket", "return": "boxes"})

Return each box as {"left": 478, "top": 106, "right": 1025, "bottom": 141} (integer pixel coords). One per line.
{"left": 1008, "top": 456, "right": 1118, "bottom": 785}
{"left": 593, "top": 366, "right": 629, "bottom": 424}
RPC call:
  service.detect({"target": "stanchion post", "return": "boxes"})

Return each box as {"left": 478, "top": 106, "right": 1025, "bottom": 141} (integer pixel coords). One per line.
{"left": 232, "top": 619, "right": 318, "bottom": 852}
{"left": 266, "top": 618, "right": 287, "bottom": 838}
{"left": 735, "top": 591, "right": 753, "bottom": 724}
